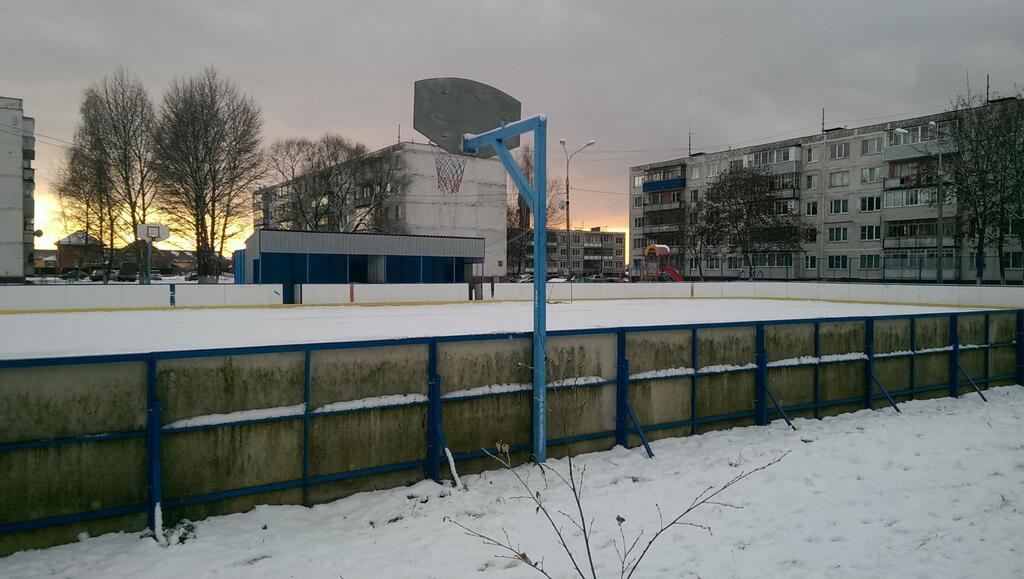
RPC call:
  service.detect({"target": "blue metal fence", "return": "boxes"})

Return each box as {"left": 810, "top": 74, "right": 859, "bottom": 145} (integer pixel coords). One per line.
{"left": 0, "top": 309, "right": 1021, "bottom": 541}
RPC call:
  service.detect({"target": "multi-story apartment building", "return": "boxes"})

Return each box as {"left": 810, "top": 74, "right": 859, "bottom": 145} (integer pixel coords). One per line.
{"left": 519, "top": 227, "right": 626, "bottom": 279}
{"left": 629, "top": 100, "right": 1023, "bottom": 283}
{"left": 0, "top": 97, "right": 35, "bottom": 283}
{"left": 255, "top": 141, "right": 507, "bottom": 279}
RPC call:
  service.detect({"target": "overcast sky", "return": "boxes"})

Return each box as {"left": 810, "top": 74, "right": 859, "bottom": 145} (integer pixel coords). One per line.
{"left": 4, "top": 0, "right": 1023, "bottom": 248}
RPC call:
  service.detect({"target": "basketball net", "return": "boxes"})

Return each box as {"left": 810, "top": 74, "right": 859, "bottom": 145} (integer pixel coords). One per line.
{"left": 434, "top": 149, "right": 467, "bottom": 194}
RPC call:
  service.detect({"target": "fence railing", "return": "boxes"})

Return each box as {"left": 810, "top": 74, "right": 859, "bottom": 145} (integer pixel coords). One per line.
{"left": 1, "top": 309, "right": 1022, "bottom": 555}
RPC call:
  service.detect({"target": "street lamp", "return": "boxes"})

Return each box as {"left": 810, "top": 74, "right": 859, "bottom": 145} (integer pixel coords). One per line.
{"left": 560, "top": 138, "right": 596, "bottom": 282}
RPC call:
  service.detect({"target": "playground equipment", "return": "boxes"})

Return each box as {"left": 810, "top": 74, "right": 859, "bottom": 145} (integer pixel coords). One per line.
{"left": 642, "top": 244, "right": 684, "bottom": 282}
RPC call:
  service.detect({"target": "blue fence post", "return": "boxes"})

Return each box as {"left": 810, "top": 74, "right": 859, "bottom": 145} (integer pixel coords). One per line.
{"left": 1016, "top": 310, "right": 1024, "bottom": 386}
{"left": 864, "top": 318, "right": 875, "bottom": 409}
{"left": 909, "top": 317, "right": 917, "bottom": 397}
{"left": 754, "top": 323, "right": 768, "bottom": 426}
{"left": 426, "top": 340, "right": 442, "bottom": 482}
{"left": 145, "top": 354, "right": 162, "bottom": 533}
{"left": 690, "top": 328, "right": 698, "bottom": 435}
{"left": 615, "top": 330, "right": 628, "bottom": 448}
{"left": 302, "top": 349, "right": 312, "bottom": 506}
{"left": 949, "top": 314, "right": 960, "bottom": 398}
{"left": 812, "top": 322, "right": 821, "bottom": 419}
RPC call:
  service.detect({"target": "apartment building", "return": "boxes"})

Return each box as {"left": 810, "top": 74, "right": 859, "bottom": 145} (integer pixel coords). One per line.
{"left": 0, "top": 97, "right": 35, "bottom": 282}
{"left": 629, "top": 100, "right": 1023, "bottom": 283}
{"left": 255, "top": 141, "right": 507, "bottom": 279}
{"left": 518, "top": 227, "right": 626, "bottom": 279}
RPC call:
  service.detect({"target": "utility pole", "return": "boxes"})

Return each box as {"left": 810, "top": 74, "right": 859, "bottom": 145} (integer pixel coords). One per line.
{"left": 930, "top": 121, "right": 945, "bottom": 284}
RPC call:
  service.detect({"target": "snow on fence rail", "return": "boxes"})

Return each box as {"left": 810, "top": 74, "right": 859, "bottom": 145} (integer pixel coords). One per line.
{"left": 0, "top": 284, "right": 284, "bottom": 311}
{"left": 0, "top": 309, "right": 1021, "bottom": 556}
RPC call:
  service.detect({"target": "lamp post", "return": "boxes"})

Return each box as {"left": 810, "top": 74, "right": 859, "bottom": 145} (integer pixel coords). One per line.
{"left": 560, "top": 139, "right": 596, "bottom": 282}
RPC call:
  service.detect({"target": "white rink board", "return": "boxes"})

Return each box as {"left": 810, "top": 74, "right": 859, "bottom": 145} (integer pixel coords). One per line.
{"left": 0, "top": 298, "right": 975, "bottom": 360}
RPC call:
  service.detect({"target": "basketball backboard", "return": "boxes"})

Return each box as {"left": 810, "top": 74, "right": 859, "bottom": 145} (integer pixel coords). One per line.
{"left": 137, "top": 223, "right": 170, "bottom": 242}
{"left": 413, "top": 78, "right": 521, "bottom": 158}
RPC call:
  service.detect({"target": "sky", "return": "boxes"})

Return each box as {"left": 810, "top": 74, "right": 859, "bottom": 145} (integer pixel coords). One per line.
{"left": 3, "top": 0, "right": 1023, "bottom": 251}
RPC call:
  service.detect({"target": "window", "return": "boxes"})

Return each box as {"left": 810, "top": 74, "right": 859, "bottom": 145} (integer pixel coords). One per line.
{"left": 860, "top": 254, "right": 881, "bottom": 270}
{"left": 861, "top": 167, "right": 882, "bottom": 183}
{"left": 688, "top": 165, "right": 701, "bottom": 180}
{"left": 633, "top": 196, "right": 643, "bottom": 208}
{"left": 671, "top": 191, "right": 681, "bottom": 202}
{"left": 572, "top": 261, "right": 581, "bottom": 269}
{"left": 769, "top": 173, "right": 798, "bottom": 191}
{"left": 614, "top": 248, "right": 623, "bottom": 256}
{"left": 643, "top": 165, "right": 683, "bottom": 183}
{"left": 634, "top": 217, "right": 645, "bottom": 228}
{"left": 885, "top": 219, "right": 955, "bottom": 239}
{"left": 633, "top": 237, "right": 645, "bottom": 249}
{"left": 861, "top": 137, "right": 882, "bottom": 155}
{"left": 829, "top": 142, "right": 849, "bottom": 159}
{"left": 883, "top": 187, "right": 938, "bottom": 208}
{"left": 829, "top": 199, "right": 848, "bottom": 214}
{"left": 860, "top": 225, "right": 881, "bottom": 240}
{"left": 774, "top": 200, "right": 795, "bottom": 215}
{"left": 829, "top": 171, "right": 850, "bottom": 187}
{"left": 1002, "top": 252, "right": 1023, "bottom": 270}
{"left": 690, "top": 189, "right": 699, "bottom": 203}
{"left": 828, "top": 255, "right": 848, "bottom": 270}
{"left": 805, "top": 147, "right": 819, "bottom": 163}
{"left": 828, "top": 227, "right": 848, "bottom": 242}
{"left": 729, "top": 160, "right": 744, "bottom": 170}
{"left": 805, "top": 174, "right": 818, "bottom": 190}
{"left": 860, "top": 196, "right": 882, "bottom": 212}
{"left": 804, "top": 255, "right": 817, "bottom": 270}
{"left": 633, "top": 175, "right": 645, "bottom": 188}
{"left": 887, "top": 126, "right": 922, "bottom": 146}
{"left": 706, "top": 257, "right": 720, "bottom": 269}
{"left": 706, "top": 162, "right": 721, "bottom": 178}
{"left": 571, "top": 248, "right": 581, "bottom": 256}
{"left": 749, "top": 148, "right": 792, "bottom": 167}
{"left": 805, "top": 201, "right": 818, "bottom": 216}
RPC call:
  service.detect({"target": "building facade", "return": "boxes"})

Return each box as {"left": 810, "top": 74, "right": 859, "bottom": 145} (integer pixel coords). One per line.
{"left": 0, "top": 97, "right": 35, "bottom": 282}
{"left": 518, "top": 227, "right": 626, "bottom": 279}
{"left": 255, "top": 141, "right": 507, "bottom": 279}
{"left": 629, "top": 101, "right": 1023, "bottom": 283}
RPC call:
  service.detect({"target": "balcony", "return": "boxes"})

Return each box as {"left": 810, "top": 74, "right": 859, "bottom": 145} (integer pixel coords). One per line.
{"left": 882, "top": 236, "right": 956, "bottom": 250}
{"left": 640, "top": 223, "right": 684, "bottom": 235}
{"left": 642, "top": 177, "right": 685, "bottom": 193}
{"left": 765, "top": 160, "right": 802, "bottom": 175}
{"left": 882, "top": 139, "right": 956, "bottom": 162}
{"left": 643, "top": 201, "right": 684, "bottom": 213}
{"left": 22, "top": 168, "right": 34, "bottom": 182}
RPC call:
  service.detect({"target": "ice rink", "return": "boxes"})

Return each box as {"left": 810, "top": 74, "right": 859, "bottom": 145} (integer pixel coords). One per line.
{"left": 0, "top": 298, "right": 978, "bottom": 360}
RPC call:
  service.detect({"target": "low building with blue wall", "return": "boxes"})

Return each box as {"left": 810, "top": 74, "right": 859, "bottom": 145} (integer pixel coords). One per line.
{"left": 235, "top": 229, "right": 485, "bottom": 303}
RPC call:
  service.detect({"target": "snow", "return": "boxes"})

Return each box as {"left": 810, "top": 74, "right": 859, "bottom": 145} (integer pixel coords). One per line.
{"left": 0, "top": 299, "right": 971, "bottom": 361}
{"left": 443, "top": 376, "right": 607, "bottom": 400}
{"left": 313, "top": 394, "right": 428, "bottom": 414}
{"left": 162, "top": 404, "right": 306, "bottom": 430}
{"left": 2, "top": 386, "right": 1021, "bottom": 578}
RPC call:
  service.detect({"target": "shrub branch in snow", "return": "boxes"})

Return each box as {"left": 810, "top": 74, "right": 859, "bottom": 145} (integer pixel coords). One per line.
{"left": 447, "top": 353, "right": 788, "bottom": 578}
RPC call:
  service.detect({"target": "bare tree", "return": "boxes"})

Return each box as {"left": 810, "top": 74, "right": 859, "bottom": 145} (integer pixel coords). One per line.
{"left": 684, "top": 198, "right": 724, "bottom": 281}
{"left": 346, "top": 144, "right": 408, "bottom": 233}
{"left": 945, "top": 94, "right": 1024, "bottom": 284}
{"left": 153, "top": 68, "right": 264, "bottom": 283}
{"left": 703, "top": 166, "right": 812, "bottom": 279}
{"left": 53, "top": 145, "right": 112, "bottom": 277}
{"left": 77, "top": 68, "right": 158, "bottom": 277}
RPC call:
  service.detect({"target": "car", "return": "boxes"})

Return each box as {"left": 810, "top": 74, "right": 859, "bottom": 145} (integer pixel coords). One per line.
{"left": 61, "top": 270, "right": 89, "bottom": 281}
{"left": 89, "top": 269, "right": 107, "bottom": 282}
{"left": 185, "top": 271, "right": 199, "bottom": 281}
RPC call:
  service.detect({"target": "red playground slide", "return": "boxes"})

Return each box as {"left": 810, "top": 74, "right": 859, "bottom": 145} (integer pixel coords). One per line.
{"left": 663, "top": 265, "right": 684, "bottom": 282}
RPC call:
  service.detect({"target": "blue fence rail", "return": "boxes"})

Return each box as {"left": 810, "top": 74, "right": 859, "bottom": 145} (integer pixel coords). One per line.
{"left": 1, "top": 309, "right": 1021, "bottom": 543}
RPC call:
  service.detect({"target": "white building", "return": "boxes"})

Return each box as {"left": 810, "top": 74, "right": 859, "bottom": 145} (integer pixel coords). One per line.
{"left": 0, "top": 97, "right": 34, "bottom": 282}
{"left": 255, "top": 141, "right": 507, "bottom": 279}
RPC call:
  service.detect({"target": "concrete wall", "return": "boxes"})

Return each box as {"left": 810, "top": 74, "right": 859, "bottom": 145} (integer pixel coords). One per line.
{"left": 0, "top": 284, "right": 284, "bottom": 311}
{"left": 1, "top": 311, "right": 1020, "bottom": 556}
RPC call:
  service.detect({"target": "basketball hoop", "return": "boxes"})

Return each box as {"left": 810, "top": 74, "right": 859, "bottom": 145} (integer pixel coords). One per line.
{"left": 434, "top": 150, "right": 467, "bottom": 194}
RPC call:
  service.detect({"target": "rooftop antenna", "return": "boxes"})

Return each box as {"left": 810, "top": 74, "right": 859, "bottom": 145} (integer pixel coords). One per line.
{"left": 398, "top": 124, "right": 401, "bottom": 143}
{"left": 821, "top": 108, "right": 825, "bottom": 134}
{"left": 687, "top": 120, "right": 693, "bottom": 156}
{"left": 986, "top": 74, "right": 990, "bottom": 103}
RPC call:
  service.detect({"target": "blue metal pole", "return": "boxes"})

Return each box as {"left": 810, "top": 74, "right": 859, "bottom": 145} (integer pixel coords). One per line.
{"left": 812, "top": 321, "right": 821, "bottom": 419}
{"left": 146, "top": 240, "right": 153, "bottom": 285}
{"left": 949, "top": 314, "right": 960, "bottom": 398}
{"left": 302, "top": 349, "right": 311, "bottom": 506}
{"left": 615, "top": 330, "right": 628, "bottom": 447}
{"left": 754, "top": 323, "right": 768, "bottom": 426}
{"left": 426, "top": 340, "right": 442, "bottom": 481}
{"left": 865, "top": 318, "right": 875, "bottom": 409}
{"left": 690, "top": 328, "right": 698, "bottom": 434}
{"left": 1016, "top": 310, "right": 1024, "bottom": 386}
{"left": 532, "top": 117, "right": 548, "bottom": 462}
{"left": 145, "top": 355, "right": 162, "bottom": 533}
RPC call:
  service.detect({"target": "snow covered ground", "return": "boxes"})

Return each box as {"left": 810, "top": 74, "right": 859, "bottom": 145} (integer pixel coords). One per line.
{"left": 0, "top": 298, "right": 973, "bottom": 360}
{"left": 2, "top": 387, "right": 1020, "bottom": 578}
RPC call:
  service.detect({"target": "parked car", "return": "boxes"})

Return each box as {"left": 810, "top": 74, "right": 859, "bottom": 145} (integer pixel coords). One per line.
{"left": 89, "top": 269, "right": 106, "bottom": 282}
{"left": 61, "top": 269, "right": 89, "bottom": 281}
{"left": 117, "top": 262, "right": 138, "bottom": 282}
